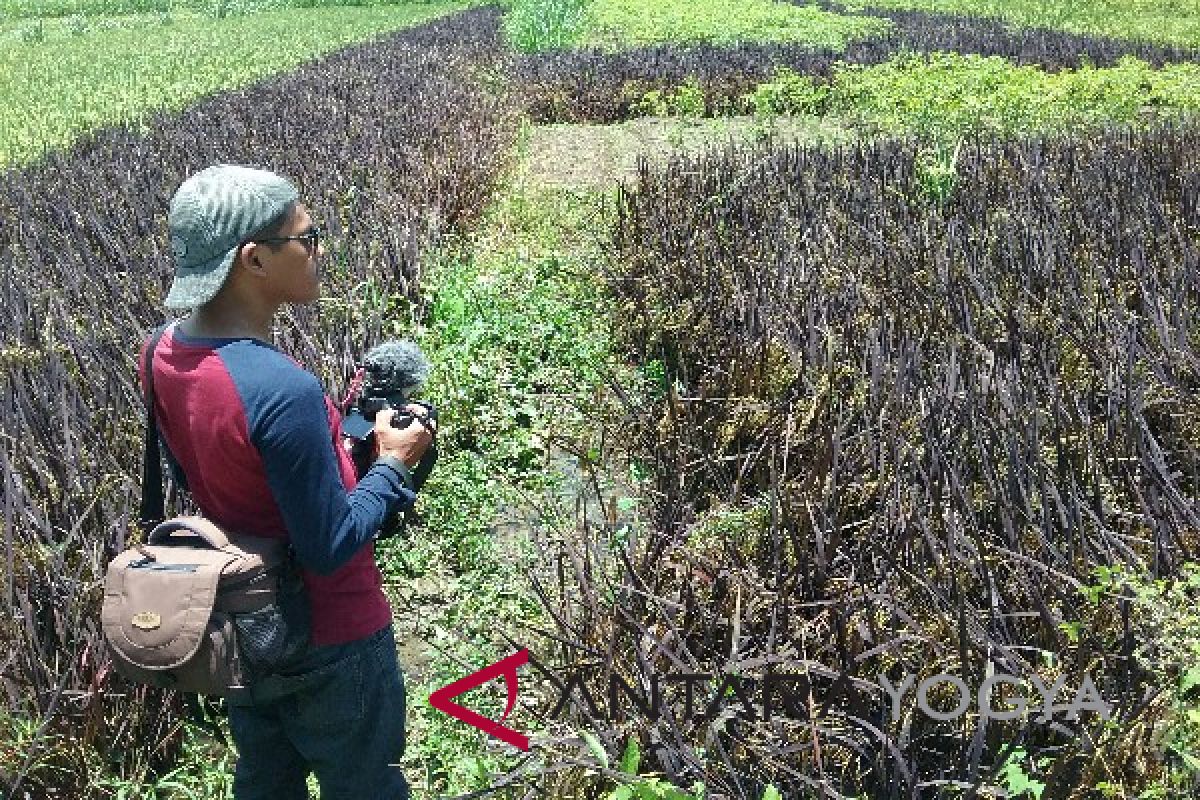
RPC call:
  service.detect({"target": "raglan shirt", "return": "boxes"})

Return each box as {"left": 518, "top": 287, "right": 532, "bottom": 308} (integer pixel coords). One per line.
{"left": 137, "top": 322, "right": 416, "bottom": 647}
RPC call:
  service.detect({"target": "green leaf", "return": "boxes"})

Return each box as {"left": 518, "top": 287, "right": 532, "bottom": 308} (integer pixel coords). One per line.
{"left": 611, "top": 787, "right": 635, "bottom": 800}
{"left": 1181, "top": 665, "right": 1200, "bottom": 693}
{"left": 762, "top": 786, "right": 783, "bottom": 800}
{"left": 1002, "top": 757, "right": 1046, "bottom": 799}
{"left": 1178, "top": 748, "right": 1200, "bottom": 772}
{"left": 1000, "top": 748, "right": 1046, "bottom": 799}
{"left": 619, "top": 736, "right": 642, "bottom": 775}
{"left": 582, "top": 730, "right": 610, "bottom": 769}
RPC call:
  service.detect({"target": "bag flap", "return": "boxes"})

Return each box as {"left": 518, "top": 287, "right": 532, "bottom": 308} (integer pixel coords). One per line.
{"left": 102, "top": 547, "right": 235, "bottom": 671}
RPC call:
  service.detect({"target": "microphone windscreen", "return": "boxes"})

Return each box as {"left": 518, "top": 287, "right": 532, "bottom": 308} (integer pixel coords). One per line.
{"left": 363, "top": 340, "right": 430, "bottom": 392}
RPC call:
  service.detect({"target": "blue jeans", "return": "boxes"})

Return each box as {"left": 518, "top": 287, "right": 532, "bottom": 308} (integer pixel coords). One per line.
{"left": 227, "top": 625, "right": 410, "bottom": 800}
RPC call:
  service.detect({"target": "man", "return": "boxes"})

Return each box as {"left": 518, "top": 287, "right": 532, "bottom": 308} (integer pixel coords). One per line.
{"left": 138, "top": 164, "right": 433, "bottom": 798}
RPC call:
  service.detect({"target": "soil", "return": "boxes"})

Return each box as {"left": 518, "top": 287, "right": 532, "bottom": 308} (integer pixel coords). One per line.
{"left": 521, "top": 114, "right": 856, "bottom": 189}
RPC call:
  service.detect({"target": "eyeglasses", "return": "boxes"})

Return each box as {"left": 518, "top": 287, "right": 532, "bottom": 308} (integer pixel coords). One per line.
{"left": 253, "top": 226, "right": 322, "bottom": 255}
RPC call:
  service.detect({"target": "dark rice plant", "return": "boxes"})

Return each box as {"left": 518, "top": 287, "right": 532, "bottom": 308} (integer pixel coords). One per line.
{"left": 0, "top": 7, "right": 518, "bottom": 796}
{"left": 526, "top": 121, "right": 1200, "bottom": 797}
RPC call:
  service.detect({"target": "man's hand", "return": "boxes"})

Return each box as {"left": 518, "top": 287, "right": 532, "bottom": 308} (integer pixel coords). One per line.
{"left": 375, "top": 405, "right": 436, "bottom": 468}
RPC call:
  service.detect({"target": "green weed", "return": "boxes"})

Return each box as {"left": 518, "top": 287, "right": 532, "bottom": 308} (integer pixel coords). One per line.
{"left": 600, "top": 736, "right": 785, "bottom": 800}
{"left": 999, "top": 747, "right": 1048, "bottom": 799}
{"left": 636, "top": 76, "right": 706, "bottom": 121}
{"left": 745, "top": 67, "right": 830, "bottom": 118}
{"left": 913, "top": 139, "right": 962, "bottom": 204}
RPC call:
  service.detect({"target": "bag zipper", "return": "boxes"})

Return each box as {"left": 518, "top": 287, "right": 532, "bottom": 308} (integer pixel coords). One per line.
{"left": 130, "top": 562, "right": 200, "bottom": 572}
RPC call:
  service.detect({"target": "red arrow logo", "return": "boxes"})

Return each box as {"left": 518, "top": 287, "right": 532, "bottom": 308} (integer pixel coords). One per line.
{"left": 428, "top": 649, "right": 530, "bottom": 751}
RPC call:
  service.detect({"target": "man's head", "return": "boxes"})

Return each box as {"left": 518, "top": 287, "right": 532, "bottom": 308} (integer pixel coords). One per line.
{"left": 164, "top": 165, "right": 323, "bottom": 311}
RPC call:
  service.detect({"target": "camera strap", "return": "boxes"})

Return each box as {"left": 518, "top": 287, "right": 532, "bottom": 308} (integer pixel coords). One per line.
{"left": 339, "top": 365, "right": 366, "bottom": 415}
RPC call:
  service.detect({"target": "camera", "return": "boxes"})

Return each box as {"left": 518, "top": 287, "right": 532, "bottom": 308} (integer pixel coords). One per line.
{"left": 341, "top": 340, "right": 438, "bottom": 539}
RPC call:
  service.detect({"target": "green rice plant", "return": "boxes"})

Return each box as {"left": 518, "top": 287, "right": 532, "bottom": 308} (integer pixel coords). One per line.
{"left": 0, "top": 2, "right": 467, "bottom": 167}
{"left": 0, "top": 0, "right": 449, "bottom": 18}
{"left": 16, "top": 17, "right": 44, "bottom": 40}
{"left": 516, "top": 0, "right": 1197, "bottom": 124}
{"left": 501, "top": 0, "right": 589, "bottom": 52}
{"left": 583, "top": 0, "right": 890, "bottom": 50}
{"left": 0, "top": 0, "right": 170, "bottom": 18}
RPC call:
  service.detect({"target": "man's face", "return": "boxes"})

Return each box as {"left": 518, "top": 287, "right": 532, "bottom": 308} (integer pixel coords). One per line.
{"left": 249, "top": 203, "right": 324, "bottom": 305}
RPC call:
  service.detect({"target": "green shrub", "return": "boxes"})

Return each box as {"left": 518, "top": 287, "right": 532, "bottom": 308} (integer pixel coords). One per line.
{"left": 636, "top": 77, "right": 706, "bottom": 119}
{"left": 743, "top": 66, "right": 830, "bottom": 118}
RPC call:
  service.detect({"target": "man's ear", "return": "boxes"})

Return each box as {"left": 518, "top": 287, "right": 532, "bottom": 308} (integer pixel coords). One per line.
{"left": 238, "top": 242, "right": 261, "bottom": 269}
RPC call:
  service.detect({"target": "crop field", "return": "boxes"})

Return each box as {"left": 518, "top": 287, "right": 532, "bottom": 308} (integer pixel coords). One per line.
{"left": 0, "top": 2, "right": 469, "bottom": 166}
{"left": 831, "top": 0, "right": 1200, "bottom": 49}
{"left": 2, "top": 0, "right": 1200, "bottom": 798}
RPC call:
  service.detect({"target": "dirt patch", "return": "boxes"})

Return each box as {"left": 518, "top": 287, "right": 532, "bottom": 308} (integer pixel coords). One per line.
{"left": 521, "top": 115, "right": 856, "bottom": 189}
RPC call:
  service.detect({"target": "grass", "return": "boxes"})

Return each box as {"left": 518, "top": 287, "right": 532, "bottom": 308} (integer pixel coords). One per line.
{"left": 0, "top": 1, "right": 466, "bottom": 167}
{"left": 835, "top": 0, "right": 1200, "bottom": 49}
{"left": 500, "top": 0, "right": 891, "bottom": 53}
{"left": 365, "top": 133, "right": 625, "bottom": 795}
{"left": 522, "top": 115, "right": 854, "bottom": 189}
{"left": 384, "top": 127, "right": 644, "bottom": 794}
{"left": 583, "top": 0, "right": 891, "bottom": 50}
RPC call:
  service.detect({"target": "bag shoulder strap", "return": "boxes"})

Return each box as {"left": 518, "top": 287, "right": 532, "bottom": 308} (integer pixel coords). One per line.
{"left": 137, "top": 320, "right": 302, "bottom": 572}
{"left": 139, "top": 321, "right": 175, "bottom": 537}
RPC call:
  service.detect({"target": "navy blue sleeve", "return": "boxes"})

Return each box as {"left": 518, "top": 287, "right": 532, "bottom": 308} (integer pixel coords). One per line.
{"left": 241, "top": 360, "right": 416, "bottom": 576}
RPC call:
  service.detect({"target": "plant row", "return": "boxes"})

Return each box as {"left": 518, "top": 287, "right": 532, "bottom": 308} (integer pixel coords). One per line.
{"left": 0, "top": 7, "right": 517, "bottom": 795}
{"left": 825, "top": 0, "right": 1200, "bottom": 50}
{"left": 682, "top": 55, "right": 1200, "bottom": 142}
{"left": 532, "top": 122, "right": 1200, "bottom": 796}
{"left": 515, "top": 0, "right": 1200, "bottom": 123}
